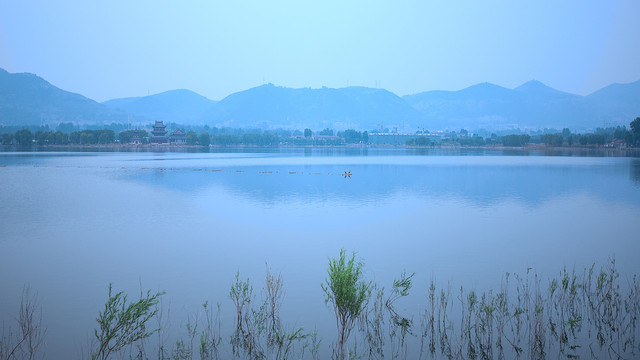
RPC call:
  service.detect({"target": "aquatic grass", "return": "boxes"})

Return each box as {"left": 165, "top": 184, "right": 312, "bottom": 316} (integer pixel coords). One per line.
{"left": 416, "top": 258, "right": 640, "bottom": 360}
{"left": 228, "top": 267, "right": 314, "bottom": 360}
{"left": 0, "top": 286, "right": 46, "bottom": 360}
{"left": 92, "top": 284, "right": 164, "bottom": 360}
{"left": 3, "top": 256, "right": 639, "bottom": 360}
{"left": 357, "top": 271, "right": 415, "bottom": 360}
{"left": 201, "top": 301, "right": 223, "bottom": 360}
{"left": 322, "top": 249, "right": 371, "bottom": 360}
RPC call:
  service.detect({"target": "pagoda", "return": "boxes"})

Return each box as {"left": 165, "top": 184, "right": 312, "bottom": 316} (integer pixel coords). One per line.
{"left": 150, "top": 121, "right": 168, "bottom": 144}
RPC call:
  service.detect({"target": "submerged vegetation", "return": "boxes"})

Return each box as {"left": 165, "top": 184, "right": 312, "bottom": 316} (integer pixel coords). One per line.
{"left": 1, "top": 256, "right": 639, "bottom": 359}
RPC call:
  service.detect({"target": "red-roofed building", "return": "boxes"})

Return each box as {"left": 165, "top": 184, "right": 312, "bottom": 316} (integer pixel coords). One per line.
{"left": 169, "top": 129, "right": 186, "bottom": 145}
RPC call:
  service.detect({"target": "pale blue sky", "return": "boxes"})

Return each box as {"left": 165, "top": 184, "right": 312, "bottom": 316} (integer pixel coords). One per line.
{"left": 1, "top": 0, "right": 638, "bottom": 102}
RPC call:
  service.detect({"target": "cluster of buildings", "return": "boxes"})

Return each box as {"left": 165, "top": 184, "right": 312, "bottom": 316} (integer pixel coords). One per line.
{"left": 130, "top": 121, "right": 186, "bottom": 145}
{"left": 150, "top": 121, "right": 186, "bottom": 144}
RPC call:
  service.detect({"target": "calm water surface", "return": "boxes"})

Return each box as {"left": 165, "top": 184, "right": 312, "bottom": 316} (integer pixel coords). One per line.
{"left": 1, "top": 148, "right": 639, "bottom": 358}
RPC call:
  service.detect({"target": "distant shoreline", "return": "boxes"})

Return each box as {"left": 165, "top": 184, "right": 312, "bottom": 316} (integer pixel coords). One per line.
{"left": 1, "top": 143, "right": 639, "bottom": 156}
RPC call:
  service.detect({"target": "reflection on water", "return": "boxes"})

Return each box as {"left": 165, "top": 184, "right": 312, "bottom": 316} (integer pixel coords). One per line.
{"left": 0, "top": 149, "right": 639, "bottom": 358}
{"left": 630, "top": 159, "right": 640, "bottom": 186}
{"left": 107, "top": 152, "right": 640, "bottom": 208}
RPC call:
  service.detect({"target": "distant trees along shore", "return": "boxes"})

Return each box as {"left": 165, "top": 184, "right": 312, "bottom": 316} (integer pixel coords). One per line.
{"left": 1, "top": 117, "right": 639, "bottom": 148}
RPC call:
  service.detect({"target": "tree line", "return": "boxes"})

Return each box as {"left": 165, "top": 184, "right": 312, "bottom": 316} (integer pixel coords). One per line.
{"left": 0, "top": 127, "right": 373, "bottom": 147}
{"left": 0, "top": 129, "right": 213, "bottom": 147}
{"left": 2, "top": 129, "right": 118, "bottom": 146}
{"left": 3, "top": 117, "right": 640, "bottom": 148}
{"left": 405, "top": 117, "right": 640, "bottom": 148}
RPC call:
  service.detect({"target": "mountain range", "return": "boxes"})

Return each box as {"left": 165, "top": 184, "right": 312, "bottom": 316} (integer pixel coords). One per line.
{"left": 0, "top": 68, "right": 128, "bottom": 126}
{"left": 402, "top": 80, "right": 640, "bottom": 130}
{"left": 199, "top": 83, "right": 424, "bottom": 130}
{"left": 103, "top": 89, "right": 216, "bottom": 125}
{"left": 1, "top": 67, "right": 639, "bottom": 131}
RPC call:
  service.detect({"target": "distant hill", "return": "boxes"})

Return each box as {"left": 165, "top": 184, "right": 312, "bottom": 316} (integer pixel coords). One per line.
{"left": 103, "top": 89, "right": 216, "bottom": 125}
{"left": 403, "top": 80, "right": 640, "bottom": 131}
{"left": 585, "top": 81, "right": 640, "bottom": 126}
{"left": 2, "top": 66, "right": 639, "bottom": 131}
{"left": 0, "top": 68, "right": 128, "bottom": 127}
{"left": 199, "top": 84, "right": 426, "bottom": 130}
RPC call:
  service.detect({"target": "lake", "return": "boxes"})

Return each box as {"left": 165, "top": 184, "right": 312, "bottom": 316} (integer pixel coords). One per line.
{"left": 1, "top": 148, "right": 639, "bottom": 359}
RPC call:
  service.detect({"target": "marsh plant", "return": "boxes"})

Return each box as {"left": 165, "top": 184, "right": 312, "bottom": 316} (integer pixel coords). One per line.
{"left": 199, "top": 301, "right": 223, "bottom": 360}
{"left": 0, "top": 286, "right": 46, "bottom": 360}
{"left": 358, "top": 271, "right": 415, "bottom": 360}
{"left": 3, "top": 254, "right": 640, "bottom": 359}
{"left": 229, "top": 267, "right": 316, "bottom": 360}
{"left": 417, "top": 258, "right": 640, "bottom": 360}
{"left": 92, "top": 284, "right": 164, "bottom": 360}
{"left": 322, "top": 249, "right": 372, "bottom": 360}
{"left": 153, "top": 299, "right": 223, "bottom": 360}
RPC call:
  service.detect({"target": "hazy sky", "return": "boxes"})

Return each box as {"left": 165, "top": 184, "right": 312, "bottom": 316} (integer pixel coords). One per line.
{"left": 1, "top": 0, "right": 639, "bottom": 102}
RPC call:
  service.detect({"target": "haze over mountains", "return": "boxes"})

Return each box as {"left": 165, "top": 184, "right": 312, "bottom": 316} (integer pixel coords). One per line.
{"left": 1, "top": 67, "right": 639, "bottom": 131}
{"left": 200, "top": 83, "right": 424, "bottom": 130}
{"left": 103, "top": 89, "right": 216, "bottom": 125}
{"left": 0, "top": 68, "right": 128, "bottom": 126}
{"left": 403, "top": 80, "right": 640, "bottom": 130}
